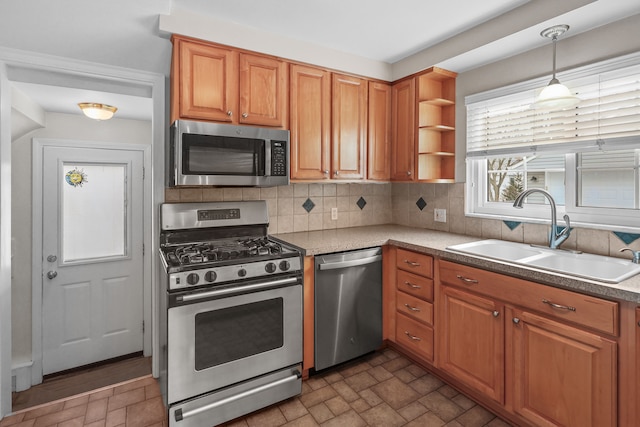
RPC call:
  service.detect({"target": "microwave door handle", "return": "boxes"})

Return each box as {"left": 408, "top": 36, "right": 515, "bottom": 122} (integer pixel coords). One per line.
{"left": 263, "top": 141, "right": 270, "bottom": 176}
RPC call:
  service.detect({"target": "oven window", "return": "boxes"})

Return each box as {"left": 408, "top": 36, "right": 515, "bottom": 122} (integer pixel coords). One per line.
{"left": 194, "top": 298, "right": 284, "bottom": 370}
{"left": 183, "top": 134, "right": 265, "bottom": 176}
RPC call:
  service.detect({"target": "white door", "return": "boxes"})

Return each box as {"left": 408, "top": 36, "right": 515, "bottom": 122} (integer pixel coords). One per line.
{"left": 41, "top": 145, "right": 144, "bottom": 375}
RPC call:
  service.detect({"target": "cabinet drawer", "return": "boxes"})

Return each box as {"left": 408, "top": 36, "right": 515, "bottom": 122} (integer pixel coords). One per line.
{"left": 396, "top": 249, "right": 433, "bottom": 277}
{"left": 396, "top": 270, "right": 434, "bottom": 301}
{"left": 440, "top": 260, "right": 619, "bottom": 336}
{"left": 396, "top": 291, "right": 433, "bottom": 326}
{"left": 396, "top": 312, "right": 434, "bottom": 362}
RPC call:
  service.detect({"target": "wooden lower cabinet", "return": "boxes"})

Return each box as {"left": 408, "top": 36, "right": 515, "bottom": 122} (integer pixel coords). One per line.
{"left": 439, "top": 285, "right": 504, "bottom": 404}
{"left": 395, "top": 312, "right": 434, "bottom": 362}
{"left": 508, "top": 307, "right": 617, "bottom": 427}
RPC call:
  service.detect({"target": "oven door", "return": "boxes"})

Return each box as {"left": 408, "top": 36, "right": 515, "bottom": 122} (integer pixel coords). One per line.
{"left": 167, "top": 276, "right": 302, "bottom": 404}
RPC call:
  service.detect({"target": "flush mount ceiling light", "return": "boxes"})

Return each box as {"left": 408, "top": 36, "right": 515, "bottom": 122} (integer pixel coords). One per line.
{"left": 77, "top": 102, "right": 117, "bottom": 120}
{"left": 532, "top": 24, "right": 581, "bottom": 110}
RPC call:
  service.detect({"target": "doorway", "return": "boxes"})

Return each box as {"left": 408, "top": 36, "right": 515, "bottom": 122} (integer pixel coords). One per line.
{"left": 0, "top": 49, "right": 165, "bottom": 417}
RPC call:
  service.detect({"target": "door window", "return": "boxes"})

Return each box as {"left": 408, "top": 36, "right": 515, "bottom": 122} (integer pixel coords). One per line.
{"left": 62, "top": 163, "right": 127, "bottom": 262}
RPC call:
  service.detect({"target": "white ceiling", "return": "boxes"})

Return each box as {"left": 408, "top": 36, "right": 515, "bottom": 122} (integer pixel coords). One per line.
{"left": 6, "top": 0, "right": 640, "bottom": 122}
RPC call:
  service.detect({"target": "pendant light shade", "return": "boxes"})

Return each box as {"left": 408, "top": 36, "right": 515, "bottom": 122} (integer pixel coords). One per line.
{"left": 532, "top": 25, "right": 580, "bottom": 110}
{"left": 78, "top": 103, "right": 117, "bottom": 120}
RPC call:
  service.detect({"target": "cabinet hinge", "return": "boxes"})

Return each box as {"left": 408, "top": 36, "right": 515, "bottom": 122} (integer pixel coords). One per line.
{"left": 142, "top": 321, "right": 145, "bottom": 333}
{"left": 143, "top": 167, "right": 145, "bottom": 179}
{"left": 143, "top": 244, "right": 145, "bottom": 256}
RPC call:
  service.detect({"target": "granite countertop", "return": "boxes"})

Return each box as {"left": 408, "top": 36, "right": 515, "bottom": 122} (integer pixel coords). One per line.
{"left": 274, "top": 224, "right": 640, "bottom": 304}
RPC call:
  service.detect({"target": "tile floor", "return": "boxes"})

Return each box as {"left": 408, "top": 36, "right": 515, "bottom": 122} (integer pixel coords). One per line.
{"left": 0, "top": 349, "right": 511, "bottom": 427}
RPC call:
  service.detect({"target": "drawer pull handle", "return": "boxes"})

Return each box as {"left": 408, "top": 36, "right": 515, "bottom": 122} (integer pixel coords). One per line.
{"left": 404, "top": 303, "right": 421, "bottom": 312}
{"left": 404, "top": 331, "right": 421, "bottom": 341}
{"left": 542, "top": 299, "right": 576, "bottom": 312}
{"left": 456, "top": 275, "right": 479, "bottom": 284}
{"left": 404, "top": 281, "right": 421, "bottom": 289}
{"left": 492, "top": 310, "right": 500, "bottom": 318}
{"left": 404, "top": 260, "right": 421, "bottom": 267}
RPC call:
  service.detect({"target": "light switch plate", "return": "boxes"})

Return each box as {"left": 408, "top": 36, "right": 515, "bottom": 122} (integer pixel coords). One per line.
{"left": 331, "top": 207, "right": 338, "bottom": 220}
{"left": 434, "top": 209, "right": 447, "bottom": 223}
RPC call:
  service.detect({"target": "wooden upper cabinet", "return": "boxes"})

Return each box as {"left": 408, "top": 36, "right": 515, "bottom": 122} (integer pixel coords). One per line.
{"left": 289, "top": 64, "right": 331, "bottom": 180}
{"left": 239, "top": 53, "right": 287, "bottom": 127}
{"left": 368, "top": 82, "right": 392, "bottom": 181}
{"left": 171, "top": 36, "right": 287, "bottom": 128}
{"left": 332, "top": 73, "right": 368, "bottom": 180}
{"left": 391, "top": 78, "right": 416, "bottom": 181}
{"left": 174, "top": 38, "right": 238, "bottom": 123}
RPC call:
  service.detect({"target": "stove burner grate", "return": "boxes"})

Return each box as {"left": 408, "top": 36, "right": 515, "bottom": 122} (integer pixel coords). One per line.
{"left": 167, "top": 237, "right": 286, "bottom": 267}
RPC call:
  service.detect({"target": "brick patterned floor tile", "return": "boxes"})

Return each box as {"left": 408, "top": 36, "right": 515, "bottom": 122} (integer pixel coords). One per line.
{"left": 343, "top": 371, "right": 379, "bottom": 392}
{"left": 419, "top": 391, "right": 465, "bottom": 422}
{"left": 84, "top": 398, "right": 108, "bottom": 424}
{"left": 367, "top": 365, "right": 394, "bottom": 382}
{"left": 245, "top": 406, "right": 287, "bottom": 427}
{"left": 282, "top": 413, "right": 319, "bottom": 427}
{"left": 397, "top": 401, "right": 429, "bottom": 422}
{"left": 125, "top": 396, "right": 165, "bottom": 427}
{"left": 329, "top": 381, "right": 359, "bottom": 403}
{"left": 371, "top": 377, "right": 420, "bottom": 410}
{"left": 454, "top": 405, "right": 497, "bottom": 427}
{"left": 404, "top": 410, "right": 447, "bottom": 427}
{"left": 299, "top": 386, "right": 338, "bottom": 408}
{"left": 307, "top": 403, "right": 333, "bottom": 424}
{"left": 360, "top": 402, "right": 407, "bottom": 427}
{"left": 324, "top": 396, "right": 350, "bottom": 416}
{"left": 319, "top": 409, "right": 366, "bottom": 427}
{"left": 278, "top": 398, "right": 309, "bottom": 421}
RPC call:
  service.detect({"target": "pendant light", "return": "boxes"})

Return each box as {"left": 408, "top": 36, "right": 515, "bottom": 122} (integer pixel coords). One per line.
{"left": 533, "top": 25, "right": 580, "bottom": 110}
{"left": 78, "top": 103, "right": 117, "bottom": 120}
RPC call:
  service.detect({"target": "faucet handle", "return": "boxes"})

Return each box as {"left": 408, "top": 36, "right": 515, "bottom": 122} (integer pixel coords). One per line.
{"left": 620, "top": 248, "right": 640, "bottom": 264}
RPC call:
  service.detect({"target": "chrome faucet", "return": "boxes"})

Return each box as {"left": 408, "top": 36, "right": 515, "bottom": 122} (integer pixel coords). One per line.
{"left": 620, "top": 248, "right": 640, "bottom": 264}
{"left": 513, "top": 189, "right": 571, "bottom": 249}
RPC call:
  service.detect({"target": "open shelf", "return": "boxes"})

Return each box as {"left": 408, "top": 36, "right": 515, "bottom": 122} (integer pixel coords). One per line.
{"left": 416, "top": 67, "right": 457, "bottom": 182}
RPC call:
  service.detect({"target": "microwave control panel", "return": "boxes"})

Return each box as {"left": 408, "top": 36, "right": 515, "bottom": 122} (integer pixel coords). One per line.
{"left": 271, "top": 141, "right": 287, "bottom": 176}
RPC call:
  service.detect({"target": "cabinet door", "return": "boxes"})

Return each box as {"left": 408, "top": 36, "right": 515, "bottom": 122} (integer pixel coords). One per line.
{"left": 289, "top": 64, "right": 331, "bottom": 180}
{"left": 367, "top": 82, "right": 391, "bottom": 180}
{"left": 509, "top": 308, "right": 616, "bottom": 427}
{"left": 439, "top": 285, "right": 504, "bottom": 403}
{"left": 177, "top": 39, "right": 238, "bottom": 122}
{"left": 239, "top": 53, "right": 287, "bottom": 127}
{"left": 391, "top": 78, "right": 416, "bottom": 181}
{"left": 332, "top": 74, "right": 367, "bottom": 180}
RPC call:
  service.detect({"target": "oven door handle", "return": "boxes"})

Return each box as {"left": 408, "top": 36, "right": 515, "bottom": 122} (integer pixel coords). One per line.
{"left": 177, "top": 276, "right": 299, "bottom": 302}
{"left": 174, "top": 370, "right": 301, "bottom": 422}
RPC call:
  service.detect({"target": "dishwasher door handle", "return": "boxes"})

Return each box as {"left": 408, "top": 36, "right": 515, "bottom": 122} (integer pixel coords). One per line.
{"left": 317, "top": 255, "right": 382, "bottom": 271}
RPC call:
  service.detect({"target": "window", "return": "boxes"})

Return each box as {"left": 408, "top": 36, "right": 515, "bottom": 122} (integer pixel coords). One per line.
{"left": 466, "top": 53, "right": 640, "bottom": 231}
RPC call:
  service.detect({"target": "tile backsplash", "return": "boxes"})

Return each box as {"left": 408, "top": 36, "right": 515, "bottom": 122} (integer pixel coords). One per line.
{"left": 165, "top": 183, "right": 392, "bottom": 234}
{"left": 165, "top": 182, "right": 640, "bottom": 260}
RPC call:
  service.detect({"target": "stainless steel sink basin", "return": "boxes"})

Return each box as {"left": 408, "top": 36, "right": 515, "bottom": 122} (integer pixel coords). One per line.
{"left": 447, "top": 239, "right": 640, "bottom": 284}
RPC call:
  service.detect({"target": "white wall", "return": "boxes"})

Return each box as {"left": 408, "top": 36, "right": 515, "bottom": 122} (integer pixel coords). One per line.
{"left": 11, "top": 112, "right": 151, "bottom": 367}
{"left": 454, "top": 13, "right": 640, "bottom": 181}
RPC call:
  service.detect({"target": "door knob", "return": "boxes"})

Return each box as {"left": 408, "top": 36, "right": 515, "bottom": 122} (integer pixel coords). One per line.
{"left": 47, "top": 255, "right": 57, "bottom": 262}
{"left": 47, "top": 271, "right": 58, "bottom": 279}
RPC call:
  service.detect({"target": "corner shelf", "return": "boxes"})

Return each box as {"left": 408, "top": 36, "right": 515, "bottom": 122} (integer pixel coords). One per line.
{"left": 416, "top": 67, "right": 457, "bottom": 182}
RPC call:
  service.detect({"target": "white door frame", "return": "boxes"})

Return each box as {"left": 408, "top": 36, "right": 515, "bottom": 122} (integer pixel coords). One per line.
{"left": 0, "top": 47, "right": 165, "bottom": 417}
{"left": 32, "top": 139, "right": 150, "bottom": 384}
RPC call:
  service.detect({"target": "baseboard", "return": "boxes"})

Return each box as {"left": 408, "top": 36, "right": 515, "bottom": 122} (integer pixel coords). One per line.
{"left": 12, "top": 361, "right": 33, "bottom": 392}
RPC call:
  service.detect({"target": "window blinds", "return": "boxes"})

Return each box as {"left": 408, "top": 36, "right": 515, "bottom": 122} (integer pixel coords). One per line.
{"left": 466, "top": 58, "right": 640, "bottom": 158}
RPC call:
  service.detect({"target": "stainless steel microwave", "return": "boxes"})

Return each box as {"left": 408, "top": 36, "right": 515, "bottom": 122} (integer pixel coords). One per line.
{"left": 169, "top": 120, "right": 290, "bottom": 187}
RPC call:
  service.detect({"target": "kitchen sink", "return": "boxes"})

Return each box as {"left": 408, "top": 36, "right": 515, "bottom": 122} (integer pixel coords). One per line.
{"left": 446, "top": 239, "right": 640, "bottom": 284}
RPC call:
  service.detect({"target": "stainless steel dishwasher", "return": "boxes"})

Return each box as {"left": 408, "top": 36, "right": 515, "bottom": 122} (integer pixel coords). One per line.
{"left": 314, "top": 247, "right": 382, "bottom": 371}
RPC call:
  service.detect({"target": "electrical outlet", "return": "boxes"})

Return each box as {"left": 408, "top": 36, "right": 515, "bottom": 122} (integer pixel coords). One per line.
{"left": 434, "top": 208, "right": 447, "bottom": 223}
{"left": 331, "top": 207, "right": 338, "bottom": 220}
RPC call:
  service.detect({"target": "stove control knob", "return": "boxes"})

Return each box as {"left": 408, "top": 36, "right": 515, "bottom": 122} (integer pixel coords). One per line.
{"left": 265, "top": 262, "right": 277, "bottom": 273}
{"left": 186, "top": 273, "right": 199, "bottom": 286}
{"left": 205, "top": 271, "right": 217, "bottom": 282}
{"left": 279, "top": 260, "right": 290, "bottom": 271}
{"left": 238, "top": 268, "right": 247, "bottom": 277}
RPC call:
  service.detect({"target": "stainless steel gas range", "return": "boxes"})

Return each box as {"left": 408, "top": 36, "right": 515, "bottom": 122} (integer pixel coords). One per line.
{"left": 158, "top": 201, "right": 303, "bottom": 427}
